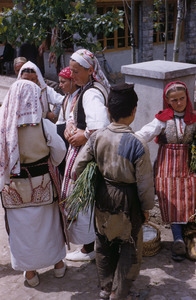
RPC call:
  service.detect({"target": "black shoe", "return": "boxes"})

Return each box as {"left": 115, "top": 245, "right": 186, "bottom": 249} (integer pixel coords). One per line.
{"left": 171, "top": 252, "right": 185, "bottom": 262}
{"left": 172, "top": 239, "right": 186, "bottom": 256}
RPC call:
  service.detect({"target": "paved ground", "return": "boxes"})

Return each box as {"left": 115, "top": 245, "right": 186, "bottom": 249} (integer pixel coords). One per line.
{"left": 0, "top": 200, "right": 196, "bottom": 300}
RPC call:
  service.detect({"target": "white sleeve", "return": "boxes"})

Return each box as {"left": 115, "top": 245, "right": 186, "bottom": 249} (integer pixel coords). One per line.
{"left": 135, "top": 118, "right": 166, "bottom": 143}
{"left": 56, "top": 107, "right": 65, "bottom": 125}
{"left": 42, "top": 118, "right": 66, "bottom": 166}
{"left": 82, "top": 88, "right": 110, "bottom": 130}
{"left": 67, "top": 110, "right": 74, "bottom": 123}
{"left": 46, "top": 86, "right": 64, "bottom": 105}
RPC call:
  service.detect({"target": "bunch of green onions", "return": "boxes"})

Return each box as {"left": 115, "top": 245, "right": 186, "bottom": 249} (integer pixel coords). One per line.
{"left": 190, "top": 134, "right": 196, "bottom": 173}
{"left": 63, "top": 161, "right": 99, "bottom": 228}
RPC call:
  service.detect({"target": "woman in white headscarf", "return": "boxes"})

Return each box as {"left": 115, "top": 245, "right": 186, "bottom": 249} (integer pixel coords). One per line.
{"left": 62, "top": 49, "right": 110, "bottom": 262}
{"left": 0, "top": 80, "right": 67, "bottom": 287}
{"left": 18, "top": 61, "right": 64, "bottom": 122}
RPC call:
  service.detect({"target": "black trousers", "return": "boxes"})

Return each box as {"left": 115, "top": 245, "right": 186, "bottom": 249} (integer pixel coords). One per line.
{"left": 96, "top": 229, "right": 143, "bottom": 299}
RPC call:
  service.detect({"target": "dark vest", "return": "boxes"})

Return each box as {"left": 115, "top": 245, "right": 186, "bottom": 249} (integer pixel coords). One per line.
{"left": 73, "top": 81, "right": 108, "bottom": 130}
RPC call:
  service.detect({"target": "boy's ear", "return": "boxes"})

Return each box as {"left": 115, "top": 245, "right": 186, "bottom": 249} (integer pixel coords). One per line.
{"left": 132, "top": 106, "right": 137, "bottom": 115}
{"left": 107, "top": 107, "right": 112, "bottom": 122}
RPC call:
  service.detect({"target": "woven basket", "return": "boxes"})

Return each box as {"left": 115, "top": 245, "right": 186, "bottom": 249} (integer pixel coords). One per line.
{"left": 142, "top": 222, "right": 161, "bottom": 257}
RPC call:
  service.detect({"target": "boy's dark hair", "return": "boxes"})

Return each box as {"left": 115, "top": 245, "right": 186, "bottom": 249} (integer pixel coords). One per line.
{"left": 108, "top": 83, "right": 138, "bottom": 122}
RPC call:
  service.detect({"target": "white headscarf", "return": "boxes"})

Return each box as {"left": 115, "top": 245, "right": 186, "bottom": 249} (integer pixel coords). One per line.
{"left": 17, "top": 60, "right": 47, "bottom": 90}
{"left": 71, "top": 49, "right": 110, "bottom": 93}
{"left": 17, "top": 61, "right": 49, "bottom": 115}
{"left": 0, "top": 80, "right": 42, "bottom": 191}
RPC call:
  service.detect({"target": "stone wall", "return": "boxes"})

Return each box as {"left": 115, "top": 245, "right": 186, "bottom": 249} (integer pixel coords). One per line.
{"left": 139, "top": 0, "right": 154, "bottom": 62}
{"left": 139, "top": 0, "right": 196, "bottom": 64}
{"left": 185, "top": 0, "right": 196, "bottom": 63}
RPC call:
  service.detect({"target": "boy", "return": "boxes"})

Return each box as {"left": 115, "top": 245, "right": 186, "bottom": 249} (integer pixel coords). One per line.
{"left": 73, "top": 83, "right": 155, "bottom": 300}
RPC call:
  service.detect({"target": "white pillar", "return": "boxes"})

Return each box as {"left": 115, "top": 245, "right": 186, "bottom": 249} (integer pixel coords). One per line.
{"left": 121, "top": 60, "right": 196, "bottom": 163}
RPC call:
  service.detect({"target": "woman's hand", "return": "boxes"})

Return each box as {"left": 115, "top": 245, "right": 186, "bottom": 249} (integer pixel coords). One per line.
{"left": 46, "top": 111, "right": 58, "bottom": 123}
{"left": 68, "top": 129, "right": 87, "bottom": 147}
{"left": 64, "top": 124, "right": 87, "bottom": 147}
{"left": 64, "top": 122, "right": 77, "bottom": 140}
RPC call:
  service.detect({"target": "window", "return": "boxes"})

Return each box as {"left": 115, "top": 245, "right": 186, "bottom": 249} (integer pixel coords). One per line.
{"left": 153, "top": 1, "right": 183, "bottom": 44}
{"left": 97, "top": 1, "right": 138, "bottom": 51}
{"left": 0, "top": 1, "right": 13, "bottom": 12}
{"left": 0, "top": 1, "right": 13, "bottom": 44}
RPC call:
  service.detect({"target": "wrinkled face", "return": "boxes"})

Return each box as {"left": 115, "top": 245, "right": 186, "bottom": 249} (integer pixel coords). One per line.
{"left": 14, "top": 63, "right": 24, "bottom": 76}
{"left": 59, "top": 76, "right": 72, "bottom": 94}
{"left": 166, "top": 90, "right": 187, "bottom": 113}
{"left": 21, "top": 72, "right": 38, "bottom": 84}
{"left": 69, "top": 60, "right": 93, "bottom": 87}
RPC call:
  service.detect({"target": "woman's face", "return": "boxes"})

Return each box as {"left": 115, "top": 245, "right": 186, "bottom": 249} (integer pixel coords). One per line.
{"left": 59, "top": 76, "right": 72, "bottom": 94}
{"left": 14, "top": 62, "right": 25, "bottom": 76}
{"left": 69, "top": 60, "right": 93, "bottom": 87}
{"left": 166, "top": 90, "right": 187, "bottom": 113}
{"left": 21, "top": 72, "right": 38, "bottom": 85}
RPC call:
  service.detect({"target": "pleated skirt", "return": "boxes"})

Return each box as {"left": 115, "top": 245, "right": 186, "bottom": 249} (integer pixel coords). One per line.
{"left": 155, "top": 144, "right": 196, "bottom": 223}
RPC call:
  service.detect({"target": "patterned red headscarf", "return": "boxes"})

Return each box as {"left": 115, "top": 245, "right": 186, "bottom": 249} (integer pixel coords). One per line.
{"left": 58, "top": 66, "right": 72, "bottom": 79}
{"left": 155, "top": 81, "right": 196, "bottom": 125}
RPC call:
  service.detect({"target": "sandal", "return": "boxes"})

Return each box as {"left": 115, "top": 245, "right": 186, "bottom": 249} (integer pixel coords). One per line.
{"left": 100, "top": 289, "right": 111, "bottom": 299}
{"left": 24, "top": 271, "right": 39, "bottom": 287}
{"left": 54, "top": 261, "right": 66, "bottom": 278}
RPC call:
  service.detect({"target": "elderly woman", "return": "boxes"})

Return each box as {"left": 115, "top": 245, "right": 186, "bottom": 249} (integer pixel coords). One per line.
{"left": 18, "top": 61, "right": 64, "bottom": 122}
{"left": 62, "top": 49, "right": 110, "bottom": 262}
{"left": 0, "top": 80, "right": 67, "bottom": 287}
{"left": 13, "top": 56, "right": 27, "bottom": 75}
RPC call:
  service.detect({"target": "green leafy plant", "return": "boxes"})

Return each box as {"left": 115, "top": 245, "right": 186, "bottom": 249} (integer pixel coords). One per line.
{"left": 61, "top": 161, "right": 98, "bottom": 228}
{"left": 0, "top": 0, "right": 124, "bottom": 56}
{"left": 190, "top": 134, "right": 196, "bottom": 173}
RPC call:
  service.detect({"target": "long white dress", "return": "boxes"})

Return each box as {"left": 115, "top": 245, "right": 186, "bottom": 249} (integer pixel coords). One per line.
{"left": 6, "top": 119, "right": 66, "bottom": 271}
{"left": 62, "top": 87, "right": 110, "bottom": 245}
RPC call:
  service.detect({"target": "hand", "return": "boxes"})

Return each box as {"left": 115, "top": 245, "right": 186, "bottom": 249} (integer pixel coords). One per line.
{"left": 64, "top": 122, "right": 77, "bottom": 140}
{"left": 46, "top": 111, "right": 58, "bottom": 123}
{"left": 143, "top": 211, "right": 149, "bottom": 223}
{"left": 67, "top": 129, "right": 87, "bottom": 147}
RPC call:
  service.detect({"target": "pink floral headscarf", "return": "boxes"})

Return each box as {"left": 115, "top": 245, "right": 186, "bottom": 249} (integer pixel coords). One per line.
{"left": 0, "top": 80, "right": 42, "bottom": 191}
{"left": 71, "top": 49, "right": 110, "bottom": 92}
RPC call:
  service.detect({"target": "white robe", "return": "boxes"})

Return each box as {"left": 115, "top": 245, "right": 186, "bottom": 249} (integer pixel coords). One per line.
{"left": 64, "top": 87, "right": 110, "bottom": 245}
{"left": 6, "top": 119, "right": 66, "bottom": 271}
